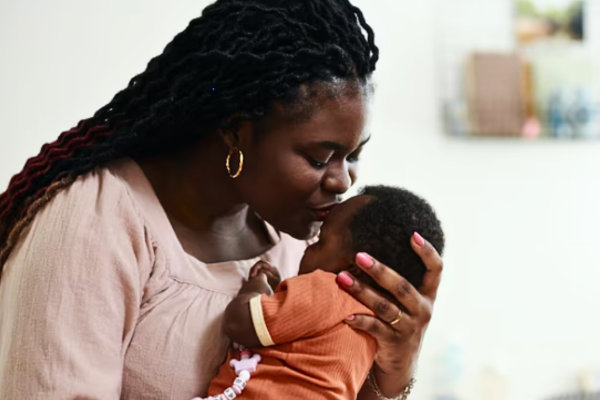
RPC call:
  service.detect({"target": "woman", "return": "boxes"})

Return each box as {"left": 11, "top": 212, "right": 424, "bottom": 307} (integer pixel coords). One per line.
{"left": 0, "top": 0, "right": 443, "bottom": 399}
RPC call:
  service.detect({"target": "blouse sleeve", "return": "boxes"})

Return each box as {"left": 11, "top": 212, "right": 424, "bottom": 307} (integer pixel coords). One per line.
{"left": 0, "top": 172, "right": 154, "bottom": 399}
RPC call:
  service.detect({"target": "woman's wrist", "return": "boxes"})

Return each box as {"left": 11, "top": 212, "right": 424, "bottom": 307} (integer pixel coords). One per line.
{"left": 372, "top": 363, "right": 416, "bottom": 399}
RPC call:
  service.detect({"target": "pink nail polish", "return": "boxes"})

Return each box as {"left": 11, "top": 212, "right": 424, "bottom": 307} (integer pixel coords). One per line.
{"left": 346, "top": 315, "right": 356, "bottom": 321}
{"left": 337, "top": 273, "right": 354, "bottom": 287}
{"left": 356, "top": 253, "right": 374, "bottom": 268}
{"left": 413, "top": 232, "right": 425, "bottom": 247}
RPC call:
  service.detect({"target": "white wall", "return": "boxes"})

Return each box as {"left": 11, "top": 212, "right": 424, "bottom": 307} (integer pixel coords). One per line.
{"left": 1, "top": 1, "right": 600, "bottom": 400}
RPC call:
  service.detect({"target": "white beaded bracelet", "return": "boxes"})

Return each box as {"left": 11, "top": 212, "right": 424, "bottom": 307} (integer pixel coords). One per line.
{"left": 366, "top": 369, "right": 415, "bottom": 400}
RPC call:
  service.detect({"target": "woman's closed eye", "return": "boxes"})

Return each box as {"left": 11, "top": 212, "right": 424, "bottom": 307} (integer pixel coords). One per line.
{"left": 305, "top": 152, "right": 333, "bottom": 169}
{"left": 347, "top": 154, "right": 361, "bottom": 163}
{"left": 305, "top": 145, "right": 363, "bottom": 169}
{"left": 307, "top": 156, "right": 330, "bottom": 169}
{"left": 347, "top": 148, "right": 364, "bottom": 164}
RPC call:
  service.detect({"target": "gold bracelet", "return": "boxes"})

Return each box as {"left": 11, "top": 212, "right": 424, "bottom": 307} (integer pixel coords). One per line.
{"left": 367, "top": 369, "right": 415, "bottom": 400}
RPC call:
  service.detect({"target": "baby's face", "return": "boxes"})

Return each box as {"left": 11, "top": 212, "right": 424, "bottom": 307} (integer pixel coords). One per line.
{"left": 299, "top": 195, "right": 372, "bottom": 275}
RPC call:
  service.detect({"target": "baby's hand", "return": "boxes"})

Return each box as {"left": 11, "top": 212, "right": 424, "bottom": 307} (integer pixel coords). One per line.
{"left": 249, "top": 261, "right": 281, "bottom": 291}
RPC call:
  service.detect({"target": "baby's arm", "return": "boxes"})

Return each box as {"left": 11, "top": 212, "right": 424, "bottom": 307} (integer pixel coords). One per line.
{"left": 226, "top": 268, "right": 361, "bottom": 349}
{"left": 224, "top": 262, "right": 279, "bottom": 348}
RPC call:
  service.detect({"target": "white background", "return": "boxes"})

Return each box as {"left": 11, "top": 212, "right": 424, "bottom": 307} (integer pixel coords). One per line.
{"left": 1, "top": 1, "right": 600, "bottom": 399}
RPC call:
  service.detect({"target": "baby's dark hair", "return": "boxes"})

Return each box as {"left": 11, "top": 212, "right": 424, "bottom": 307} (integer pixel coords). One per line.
{"left": 349, "top": 185, "right": 445, "bottom": 289}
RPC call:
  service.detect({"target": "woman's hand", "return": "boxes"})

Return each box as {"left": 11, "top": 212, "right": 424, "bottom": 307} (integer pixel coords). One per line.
{"left": 337, "top": 232, "right": 444, "bottom": 398}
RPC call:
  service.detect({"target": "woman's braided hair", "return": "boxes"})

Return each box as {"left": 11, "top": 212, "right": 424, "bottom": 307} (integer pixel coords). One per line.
{"left": 0, "top": 0, "right": 378, "bottom": 272}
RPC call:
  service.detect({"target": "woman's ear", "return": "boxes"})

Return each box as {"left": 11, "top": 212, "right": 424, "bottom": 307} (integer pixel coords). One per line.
{"left": 219, "top": 116, "right": 240, "bottom": 149}
{"left": 219, "top": 115, "right": 255, "bottom": 150}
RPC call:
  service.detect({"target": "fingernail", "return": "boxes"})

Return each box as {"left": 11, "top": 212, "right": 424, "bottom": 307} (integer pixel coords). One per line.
{"left": 356, "top": 253, "right": 374, "bottom": 269}
{"left": 413, "top": 232, "right": 425, "bottom": 247}
{"left": 337, "top": 273, "right": 354, "bottom": 287}
{"left": 346, "top": 315, "right": 355, "bottom": 321}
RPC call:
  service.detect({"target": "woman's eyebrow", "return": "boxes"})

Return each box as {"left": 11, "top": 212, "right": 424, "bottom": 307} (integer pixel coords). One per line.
{"left": 313, "top": 135, "right": 371, "bottom": 151}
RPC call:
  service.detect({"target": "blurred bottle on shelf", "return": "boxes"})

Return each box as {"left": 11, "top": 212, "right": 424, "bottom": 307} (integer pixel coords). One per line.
{"left": 570, "top": 88, "right": 600, "bottom": 139}
{"left": 548, "top": 89, "right": 574, "bottom": 138}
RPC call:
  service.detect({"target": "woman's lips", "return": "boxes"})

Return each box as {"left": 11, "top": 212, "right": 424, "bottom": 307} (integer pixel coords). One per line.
{"left": 311, "top": 203, "right": 339, "bottom": 221}
{"left": 313, "top": 210, "right": 330, "bottom": 221}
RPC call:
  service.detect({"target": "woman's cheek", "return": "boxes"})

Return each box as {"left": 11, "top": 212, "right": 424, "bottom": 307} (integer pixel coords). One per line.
{"left": 275, "top": 158, "right": 324, "bottom": 199}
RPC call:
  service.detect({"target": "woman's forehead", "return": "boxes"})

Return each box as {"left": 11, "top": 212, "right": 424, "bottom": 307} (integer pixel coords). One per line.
{"left": 266, "top": 91, "right": 370, "bottom": 145}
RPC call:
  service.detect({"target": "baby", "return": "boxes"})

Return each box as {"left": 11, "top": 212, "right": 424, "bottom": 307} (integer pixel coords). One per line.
{"left": 200, "top": 185, "right": 445, "bottom": 400}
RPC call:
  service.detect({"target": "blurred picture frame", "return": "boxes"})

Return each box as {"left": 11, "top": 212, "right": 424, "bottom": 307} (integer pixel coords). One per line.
{"left": 515, "top": 0, "right": 585, "bottom": 45}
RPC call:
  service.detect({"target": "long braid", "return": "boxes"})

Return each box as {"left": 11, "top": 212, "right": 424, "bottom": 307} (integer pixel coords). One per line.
{"left": 0, "top": 0, "right": 378, "bottom": 274}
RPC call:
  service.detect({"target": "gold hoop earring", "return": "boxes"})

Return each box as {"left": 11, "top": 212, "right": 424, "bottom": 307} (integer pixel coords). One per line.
{"left": 226, "top": 147, "right": 244, "bottom": 179}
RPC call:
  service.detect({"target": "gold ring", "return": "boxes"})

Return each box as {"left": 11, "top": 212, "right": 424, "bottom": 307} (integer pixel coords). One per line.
{"left": 389, "top": 310, "right": 403, "bottom": 326}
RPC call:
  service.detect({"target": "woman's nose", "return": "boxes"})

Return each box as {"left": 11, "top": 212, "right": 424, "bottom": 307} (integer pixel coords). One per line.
{"left": 322, "top": 162, "right": 352, "bottom": 195}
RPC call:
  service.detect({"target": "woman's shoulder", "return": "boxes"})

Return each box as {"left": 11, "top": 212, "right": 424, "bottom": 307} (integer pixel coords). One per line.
{"left": 8, "top": 159, "right": 156, "bottom": 272}
{"left": 41, "top": 159, "right": 149, "bottom": 233}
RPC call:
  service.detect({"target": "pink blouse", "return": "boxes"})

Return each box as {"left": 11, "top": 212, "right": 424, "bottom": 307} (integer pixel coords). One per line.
{"left": 0, "top": 159, "right": 310, "bottom": 400}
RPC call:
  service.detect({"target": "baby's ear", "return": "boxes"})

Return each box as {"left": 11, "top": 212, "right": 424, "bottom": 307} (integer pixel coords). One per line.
{"left": 347, "top": 263, "right": 363, "bottom": 277}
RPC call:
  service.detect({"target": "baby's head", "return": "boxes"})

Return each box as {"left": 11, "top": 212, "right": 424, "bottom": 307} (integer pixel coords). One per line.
{"left": 299, "top": 185, "right": 445, "bottom": 289}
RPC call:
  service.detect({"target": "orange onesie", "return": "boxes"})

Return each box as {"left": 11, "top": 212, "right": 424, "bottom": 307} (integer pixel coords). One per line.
{"left": 208, "top": 270, "right": 376, "bottom": 400}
